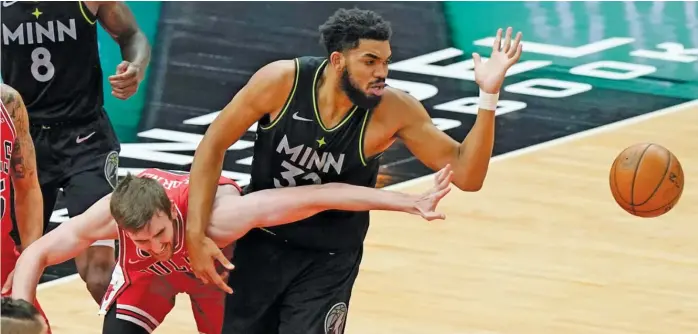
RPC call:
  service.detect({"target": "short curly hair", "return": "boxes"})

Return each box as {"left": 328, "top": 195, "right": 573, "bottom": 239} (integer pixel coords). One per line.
{"left": 319, "top": 8, "right": 392, "bottom": 55}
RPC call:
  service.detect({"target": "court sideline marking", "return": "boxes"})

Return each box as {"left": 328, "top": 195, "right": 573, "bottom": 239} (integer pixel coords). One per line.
{"left": 37, "top": 99, "right": 698, "bottom": 291}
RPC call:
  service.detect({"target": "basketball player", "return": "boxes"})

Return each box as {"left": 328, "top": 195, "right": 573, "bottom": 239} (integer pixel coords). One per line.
{"left": 0, "top": 85, "right": 50, "bottom": 333}
{"left": 1, "top": 297, "right": 49, "bottom": 334}
{"left": 11, "top": 166, "right": 453, "bottom": 334}
{"left": 186, "top": 8, "right": 523, "bottom": 333}
{"left": 1, "top": 1, "right": 151, "bottom": 304}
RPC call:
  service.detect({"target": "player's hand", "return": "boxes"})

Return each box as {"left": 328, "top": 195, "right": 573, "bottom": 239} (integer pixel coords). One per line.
{"left": 187, "top": 235, "right": 235, "bottom": 294}
{"left": 1, "top": 269, "right": 14, "bottom": 295}
{"left": 413, "top": 164, "right": 453, "bottom": 221}
{"left": 472, "top": 27, "right": 523, "bottom": 94}
{"left": 108, "top": 60, "right": 141, "bottom": 100}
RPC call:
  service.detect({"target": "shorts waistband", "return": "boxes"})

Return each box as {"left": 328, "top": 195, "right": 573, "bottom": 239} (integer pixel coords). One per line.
{"left": 29, "top": 117, "right": 98, "bottom": 129}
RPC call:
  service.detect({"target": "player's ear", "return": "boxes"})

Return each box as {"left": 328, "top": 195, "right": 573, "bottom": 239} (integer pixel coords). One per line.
{"left": 170, "top": 202, "right": 177, "bottom": 219}
{"left": 329, "top": 51, "right": 344, "bottom": 71}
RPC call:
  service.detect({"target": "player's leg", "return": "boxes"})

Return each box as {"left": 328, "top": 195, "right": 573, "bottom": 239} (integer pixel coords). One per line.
{"left": 222, "top": 230, "right": 307, "bottom": 333}
{"left": 101, "top": 306, "right": 150, "bottom": 334}
{"left": 187, "top": 273, "right": 227, "bottom": 334}
{"left": 277, "top": 246, "right": 363, "bottom": 334}
{"left": 64, "top": 166, "right": 117, "bottom": 303}
{"left": 64, "top": 113, "right": 121, "bottom": 303}
{"left": 100, "top": 268, "right": 176, "bottom": 334}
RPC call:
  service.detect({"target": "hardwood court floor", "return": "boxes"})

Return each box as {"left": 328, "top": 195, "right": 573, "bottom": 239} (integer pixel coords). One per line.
{"left": 37, "top": 100, "right": 698, "bottom": 334}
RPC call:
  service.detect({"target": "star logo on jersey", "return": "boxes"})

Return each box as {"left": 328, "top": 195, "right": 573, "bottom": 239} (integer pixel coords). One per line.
{"left": 31, "top": 7, "right": 42, "bottom": 19}
{"left": 316, "top": 137, "right": 326, "bottom": 148}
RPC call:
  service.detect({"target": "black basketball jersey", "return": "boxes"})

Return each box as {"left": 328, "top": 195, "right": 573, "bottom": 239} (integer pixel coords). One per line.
{"left": 246, "top": 56, "right": 382, "bottom": 250}
{"left": 1, "top": 1, "right": 104, "bottom": 123}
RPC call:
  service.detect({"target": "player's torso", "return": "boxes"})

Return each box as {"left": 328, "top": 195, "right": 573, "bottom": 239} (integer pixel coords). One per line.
{"left": 247, "top": 56, "right": 382, "bottom": 250}
{"left": 0, "top": 1, "right": 104, "bottom": 123}
{"left": 0, "top": 102, "right": 16, "bottom": 237}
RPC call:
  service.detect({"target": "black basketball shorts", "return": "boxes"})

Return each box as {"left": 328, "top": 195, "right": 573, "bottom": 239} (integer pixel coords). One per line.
{"left": 10, "top": 111, "right": 120, "bottom": 246}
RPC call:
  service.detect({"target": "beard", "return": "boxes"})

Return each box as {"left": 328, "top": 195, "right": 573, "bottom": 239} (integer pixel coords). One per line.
{"left": 340, "top": 67, "right": 384, "bottom": 110}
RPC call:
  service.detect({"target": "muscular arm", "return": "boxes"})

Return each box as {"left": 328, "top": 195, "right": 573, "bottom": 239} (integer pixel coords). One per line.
{"left": 11, "top": 195, "right": 117, "bottom": 302}
{"left": 187, "top": 60, "right": 295, "bottom": 240}
{"left": 0, "top": 84, "right": 43, "bottom": 250}
{"left": 206, "top": 183, "right": 424, "bottom": 247}
{"left": 94, "top": 1, "right": 151, "bottom": 78}
{"left": 391, "top": 89, "right": 495, "bottom": 191}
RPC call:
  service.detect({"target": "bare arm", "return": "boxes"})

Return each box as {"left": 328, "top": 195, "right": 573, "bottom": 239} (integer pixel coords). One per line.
{"left": 187, "top": 60, "right": 295, "bottom": 241}
{"left": 10, "top": 195, "right": 117, "bottom": 302}
{"left": 95, "top": 1, "right": 151, "bottom": 77}
{"left": 394, "top": 90, "right": 495, "bottom": 192}
{"left": 206, "top": 167, "right": 454, "bottom": 247}
{"left": 1, "top": 84, "right": 42, "bottom": 251}
{"left": 393, "top": 27, "right": 522, "bottom": 192}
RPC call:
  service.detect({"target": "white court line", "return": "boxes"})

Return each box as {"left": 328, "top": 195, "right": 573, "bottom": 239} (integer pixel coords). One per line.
{"left": 37, "top": 99, "right": 698, "bottom": 290}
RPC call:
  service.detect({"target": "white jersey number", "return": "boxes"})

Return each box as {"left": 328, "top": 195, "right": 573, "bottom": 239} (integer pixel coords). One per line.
{"left": 31, "top": 47, "right": 55, "bottom": 82}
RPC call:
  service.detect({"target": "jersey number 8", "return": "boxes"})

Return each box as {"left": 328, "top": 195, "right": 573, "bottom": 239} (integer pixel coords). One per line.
{"left": 31, "top": 47, "right": 55, "bottom": 82}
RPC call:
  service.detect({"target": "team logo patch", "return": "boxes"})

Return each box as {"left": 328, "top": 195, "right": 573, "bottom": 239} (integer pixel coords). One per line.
{"left": 324, "top": 302, "right": 347, "bottom": 334}
{"left": 104, "top": 151, "right": 119, "bottom": 189}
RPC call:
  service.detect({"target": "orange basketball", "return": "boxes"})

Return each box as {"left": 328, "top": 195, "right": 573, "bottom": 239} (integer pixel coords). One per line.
{"left": 609, "top": 143, "right": 684, "bottom": 218}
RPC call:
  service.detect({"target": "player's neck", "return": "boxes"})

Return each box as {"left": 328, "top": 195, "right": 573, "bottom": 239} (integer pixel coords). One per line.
{"left": 317, "top": 66, "right": 354, "bottom": 119}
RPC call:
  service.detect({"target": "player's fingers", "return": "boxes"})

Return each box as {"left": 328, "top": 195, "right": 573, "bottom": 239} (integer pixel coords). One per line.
{"left": 111, "top": 91, "right": 129, "bottom": 100}
{"left": 109, "top": 77, "right": 139, "bottom": 90}
{"left": 435, "top": 186, "right": 452, "bottom": 202}
{"left": 508, "top": 44, "right": 524, "bottom": 66}
{"left": 112, "top": 86, "right": 137, "bottom": 98}
{"left": 214, "top": 251, "right": 235, "bottom": 270}
{"left": 211, "top": 273, "right": 233, "bottom": 294}
{"left": 425, "top": 211, "right": 446, "bottom": 221}
{"left": 502, "top": 27, "right": 513, "bottom": 53}
{"left": 109, "top": 78, "right": 137, "bottom": 89}
{"left": 492, "top": 28, "right": 503, "bottom": 52}
{"left": 109, "top": 68, "right": 138, "bottom": 82}
{"left": 472, "top": 53, "right": 482, "bottom": 69}
{"left": 508, "top": 32, "right": 523, "bottom": 57}
{"left": 116, "top": 61, "right": 130, "bottom": 74}
{"left": 433, "top": 167, "right": 445, "bottom": 185}
{"left": 438, "top": 170, "right": 453, "bottom": 190}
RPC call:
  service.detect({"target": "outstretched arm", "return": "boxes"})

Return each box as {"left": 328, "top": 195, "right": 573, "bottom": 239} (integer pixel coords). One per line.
{"left": 207, "top": 165, "right": 454, "bottom": 246}
{"left": 394, "top": 27, "right": 522, "bottom": 191}
{"left": 9, "top": 195, "right": 117, "bottom": 303}
{"left": 1, "top": 84, "right": 42, "bottom": 251}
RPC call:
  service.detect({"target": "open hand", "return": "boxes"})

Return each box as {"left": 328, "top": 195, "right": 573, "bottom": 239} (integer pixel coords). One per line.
{"left": 413, "top": 164, "right": 454, "bottom": 221}
{"left": 187, "top": 235, "right": 235, "bottom": 294}
{"left": 472, "top": 27, "right": 523, "bottom": 94}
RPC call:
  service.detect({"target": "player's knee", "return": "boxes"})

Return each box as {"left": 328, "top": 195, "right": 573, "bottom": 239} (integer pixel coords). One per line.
{"left": 84, "top": 264, "right": 113, "bottom": 299}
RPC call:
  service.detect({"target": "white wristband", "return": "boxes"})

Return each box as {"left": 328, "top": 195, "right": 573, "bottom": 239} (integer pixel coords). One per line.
{"left": 478, "top": 89, "right": 499, "bottom": 111}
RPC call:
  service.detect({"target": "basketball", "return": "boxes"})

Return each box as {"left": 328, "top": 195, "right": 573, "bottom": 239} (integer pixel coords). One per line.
{"left": 609, "top": 143, "right": 684, "bottom": 218}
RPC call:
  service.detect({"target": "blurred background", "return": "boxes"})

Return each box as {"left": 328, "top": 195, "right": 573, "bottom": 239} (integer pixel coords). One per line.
{"left": 31, "top": 0, "right": 698, "bottom": 286}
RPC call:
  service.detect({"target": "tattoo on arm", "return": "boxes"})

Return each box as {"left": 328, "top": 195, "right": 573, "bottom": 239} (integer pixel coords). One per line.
{"left": 1, "top": 85, "right": 37, "bottom": 181}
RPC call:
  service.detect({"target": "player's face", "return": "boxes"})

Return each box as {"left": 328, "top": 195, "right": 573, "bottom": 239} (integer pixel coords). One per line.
{"left": 338, "top": 39, "right": 391, "bottom": 109}
{"left": 127, "top": 210, "right": 175, "bottom": 262}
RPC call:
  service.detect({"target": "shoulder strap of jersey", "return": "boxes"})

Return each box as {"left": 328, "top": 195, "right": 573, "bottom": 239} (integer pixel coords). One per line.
{"left": 293, "top": 57, "right": 328, "bottom": 119}
{"left": 0, "top": 101, "right": 17, "bottom": 139}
